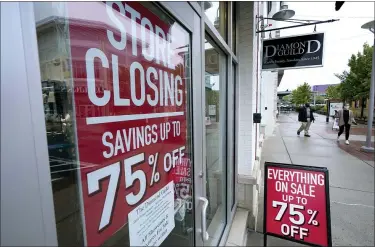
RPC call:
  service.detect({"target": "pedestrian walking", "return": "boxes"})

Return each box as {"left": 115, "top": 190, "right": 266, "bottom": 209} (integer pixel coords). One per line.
{"left": 297, "top": 103, "right": 315, "bottom": 137}
{"left": 337, "top": 103, "right": 356, "bottom": 145}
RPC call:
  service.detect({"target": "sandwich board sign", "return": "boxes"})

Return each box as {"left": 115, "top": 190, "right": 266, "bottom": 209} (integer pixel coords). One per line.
{"left": 264, "top": 162, "right": 332, "bottom": 247}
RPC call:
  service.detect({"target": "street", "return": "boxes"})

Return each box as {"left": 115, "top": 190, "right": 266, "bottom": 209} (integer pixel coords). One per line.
{"left": 250, "top": 112, "right": 375, "bottom": 246}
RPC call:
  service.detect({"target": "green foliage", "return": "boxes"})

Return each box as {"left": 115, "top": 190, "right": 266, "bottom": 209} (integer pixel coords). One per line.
{"left": 334, "top": 43, "right": 373, "bottom": 102}
{"left": 314, "top": 95, "right": 326, "bottom": 104}
{"left": 334, "top": 43, "right": 373, "bottom": 117}
{"left": 325, "top": 84, "right": 341, "bottom": 100}
{"left": 311, "top": 105, "right": 324, "bottom": 112}
{"left": 291, "top": 82, "right": 312, "bottom": 105}
{"left": 282, "top": 94, "right": 293, "bottom": 103}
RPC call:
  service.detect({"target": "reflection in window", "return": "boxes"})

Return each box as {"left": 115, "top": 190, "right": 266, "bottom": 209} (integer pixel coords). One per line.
{"left": 232, "top": 2, "right": 237, "bottom": 54}
{"left": 204, "top": 37, "right": 227, "bottom": 245}
{"left": 35, "top": 2, "right": 193, "bottom": 246}
{"left": 204, "top": 2, "right": 227, "bottom": 41}
{"left": 231, "top": 63, "right": 236, "bottom": 209}
{"left": 267, "top": 2, "right": 272, "bottom": 15}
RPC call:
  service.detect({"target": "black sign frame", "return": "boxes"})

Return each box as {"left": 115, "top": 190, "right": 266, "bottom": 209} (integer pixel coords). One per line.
{"left": 263, "top": 162, "right": 332, "bottom": 247}
{"left": 261, "top": 32, "right": 325, "bottom": 71}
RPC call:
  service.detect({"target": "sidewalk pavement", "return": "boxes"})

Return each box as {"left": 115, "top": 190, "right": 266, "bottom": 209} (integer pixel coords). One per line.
{"left": 249, "top": 113, "right": 374, "bottom": 246}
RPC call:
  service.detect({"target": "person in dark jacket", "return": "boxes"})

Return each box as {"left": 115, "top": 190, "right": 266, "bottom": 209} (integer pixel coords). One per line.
{"left": 297, "top": 103, "right": 315, "bottom": 137}
{"left": 336, "top": 103, "right": 356, "bottom": 145}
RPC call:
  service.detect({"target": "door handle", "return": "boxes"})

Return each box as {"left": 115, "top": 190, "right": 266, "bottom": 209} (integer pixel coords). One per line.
{"left": 199, "top": 197, "right": 209, "bottom": 241}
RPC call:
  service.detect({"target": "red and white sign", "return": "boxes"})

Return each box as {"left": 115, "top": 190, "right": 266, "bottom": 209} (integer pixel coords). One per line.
{"left": 170, "top": 158, "right": 192, "bottom": 211}
{"left": 68, "top": 2, "right": 190, "bottom": 246}
{"left": 264, "top": 163, "right": 332, "bottom": 247}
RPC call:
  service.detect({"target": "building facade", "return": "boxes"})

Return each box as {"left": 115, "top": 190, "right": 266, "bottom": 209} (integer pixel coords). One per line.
{"left": 312, "top": 84, "right": 336, "bottom": 96}
{"left": 1, "top": 1, "right": 280, "bottom": 246}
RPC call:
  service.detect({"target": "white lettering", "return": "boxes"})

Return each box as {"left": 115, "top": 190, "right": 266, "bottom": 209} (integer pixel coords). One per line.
{"left": 102, "top": 131, "right": 114, "bottom": 158}
{"left": 155, "top": 25, "right": 166, "bottom": 66}
{"left": 125, "top": 4, "right": 140, "bottom": 56}
{"left": 106, "top": 2, "right": 126, "bottom": 50}
{"left": 103, "top": 125, "right": 159, "bottom": 157}
{"left": 130, "top": 62, "right": 146, "bottom": 106}
{"left": 164, "top": 72, "right": 174, "bottom": 106}
{"left": 175, "top": 75, "right": 183, "bottom": 106}
{"left": 146, "top": 67, "right": 159, "bottom": 106}
{"left": 265, "top": 45, "right": 277, "bottom": 58}
{"left": 112, "top": 55, "right": 130, "bottom": 106}
{"left": 307, "top": 40, "right": 321, "bottom": 54}
{"left": 86, "top": 48, "right": 110, "bottom": 106}
{"left": 115, "top": 130, "right": 125, "bottom": 156}
{"left": 141, "top": 17, "right": 155, "bottom": 61}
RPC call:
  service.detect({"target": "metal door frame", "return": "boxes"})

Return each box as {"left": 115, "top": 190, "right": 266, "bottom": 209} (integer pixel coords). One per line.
{"left": 1, "top": 2, "right": 58, "bottom": 245}
{"left": 1, "top": 1, "right": 208, "bottom": 246}
{"left": 1, "top": 1, "right": 241, "bottom": 246}
{"left": 160, "top": 2, "right": 206, "bottom": 246}
{"left": 199, "top": 2, "right": 239, "bottom": 246}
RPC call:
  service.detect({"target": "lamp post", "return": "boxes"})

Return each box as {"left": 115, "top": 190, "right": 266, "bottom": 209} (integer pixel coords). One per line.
{"left": 360, "top": 20, "right": 375, "bottom": 153}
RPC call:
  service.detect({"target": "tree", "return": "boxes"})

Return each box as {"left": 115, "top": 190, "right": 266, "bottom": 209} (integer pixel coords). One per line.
{"left": 334, "top": 70, "right": 354, "bottom": 102}
{"left": 291, "top": 82, "right": 312, "bottom": 105}
{"left": 282, "top": 94, "right": 293, "bottom": 103}
{"left": 335, "top": 43, "right": 373, "bottom": 117}
{"left": 315, "top": 95, "right": 326, "bottom": 104}
{"left": 325, "top": 84, "right": 341, "bottom": 100}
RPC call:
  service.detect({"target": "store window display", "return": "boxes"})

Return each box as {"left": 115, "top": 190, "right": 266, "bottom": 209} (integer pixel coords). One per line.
{"left": 34, "top": 1, "right": 194, "bottom": 246}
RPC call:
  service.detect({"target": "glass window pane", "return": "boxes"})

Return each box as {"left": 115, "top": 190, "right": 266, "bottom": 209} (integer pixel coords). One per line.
{"left": 34, "top": 2, "right": 194, "bottom": 246}
{"left": 230, "top": 63, "right": 236, "bottom": 209}
{"left": 204, "top": 2, "right": 228, "bottom": 41}
{"left": 232, "top": 2, "right": 237, "bottom": 54}
{"left": 204, "top": 37, "right": 227, "bottom": 244}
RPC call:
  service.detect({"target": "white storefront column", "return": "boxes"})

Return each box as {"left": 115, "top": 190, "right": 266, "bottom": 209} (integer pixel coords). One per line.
{"left": 261, "top": 71, "right": 278, "bottom": 137}
{"left": 237, "top": 1, "right": 258, "bottom": 176}
{"left": 260, "top": 2, "right": 283, "bottom": 138}
{"left": 236, "top": 1, "right": 263, "bottom": 229}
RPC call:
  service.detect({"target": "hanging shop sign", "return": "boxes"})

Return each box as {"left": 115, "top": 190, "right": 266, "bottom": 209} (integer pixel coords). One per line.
{"left": 262, "top": 33, "right": 325, "bottom": 70}
{"left": 264, "top": 162, "right": 332, "bottom": 247}
{"left": 68, "top": 2, "right": 190, "bottom": 246}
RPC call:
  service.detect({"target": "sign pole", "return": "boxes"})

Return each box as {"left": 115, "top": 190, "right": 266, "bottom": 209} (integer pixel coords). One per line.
{"left": 326, "top": 99, "right": 330, "bottom": 123}
{"left": 360, "top": 36, "right": 375, "bottom": 153}
{"left": 325, "top": 169, "right": 333, "bottom": 247}
{"left": 263, "top": 233, "right": 267, "bottom": 247}
{"left": 263, "top": 168, "right": 268, "bottom": 247}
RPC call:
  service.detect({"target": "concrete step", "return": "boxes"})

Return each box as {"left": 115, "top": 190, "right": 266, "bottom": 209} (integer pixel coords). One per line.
{"left": 247, "top": 230, "right": 307, "bottom": 246}
{"left": 225, "top": 208, "right": 249, "bottom": 246}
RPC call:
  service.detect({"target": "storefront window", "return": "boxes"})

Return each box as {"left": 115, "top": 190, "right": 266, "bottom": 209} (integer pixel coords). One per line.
{"left": 204, "top": 37, "right": 227, "bottom": 244}
{"left": 34, "top": 2, "right": 193, "bottom": 246}
{"left": 232, "top": 2, "right": 237, "bottom": 54}
{"left": 204, "top": 2, "right": 228, "bottom": 41}
{"left": 230, "top": 63, "right": 236, "bottom": 209}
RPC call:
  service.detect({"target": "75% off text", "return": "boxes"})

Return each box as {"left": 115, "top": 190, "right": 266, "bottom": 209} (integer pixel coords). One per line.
{"left": 272, "top": 201, "right": 319, "bottom": 240}
{"left": 87, "top": 146, "right": 186, "bottom": 232}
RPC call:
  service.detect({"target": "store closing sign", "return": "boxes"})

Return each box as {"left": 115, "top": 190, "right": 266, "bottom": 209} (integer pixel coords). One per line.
{"left": 68, "top": 2, "right": 190, "bottom": 246}
{"left": 264, "top": 162, "right": 332, "bottom": 247}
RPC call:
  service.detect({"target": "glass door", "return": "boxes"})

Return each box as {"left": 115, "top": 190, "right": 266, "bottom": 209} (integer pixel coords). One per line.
{"left": 203, "top": 36, "right": 227, "bottom": 245}
{"left": 32, "top": 2, "right": 203, "bottom": 246}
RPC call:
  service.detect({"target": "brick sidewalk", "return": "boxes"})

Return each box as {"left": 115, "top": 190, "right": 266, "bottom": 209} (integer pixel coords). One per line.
{"left": 344, "top": 125, "right": 375, "bottom": 136}
{"left": 337, "top": 140, "right": 375, "bottom": 162}
{"left": 325, "top": 124, "right": 375, "bottom": 136}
